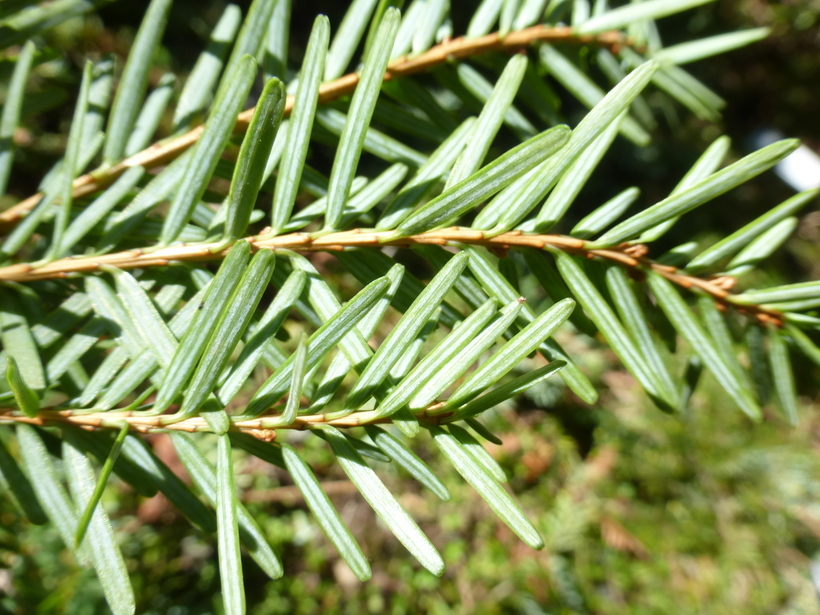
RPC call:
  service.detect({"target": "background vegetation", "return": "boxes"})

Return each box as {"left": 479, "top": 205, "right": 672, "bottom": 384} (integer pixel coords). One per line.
{"left": 0, "top": 1, "right": 818, "bottom": 613}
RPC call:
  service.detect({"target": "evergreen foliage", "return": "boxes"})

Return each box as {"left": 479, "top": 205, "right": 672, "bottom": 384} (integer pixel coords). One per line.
{"left": 0, "top": 0, "right": 817, "bottom": 612}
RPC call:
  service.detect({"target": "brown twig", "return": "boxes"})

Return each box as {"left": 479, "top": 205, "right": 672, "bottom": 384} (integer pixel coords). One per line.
{"left": 0, "top": 405, "right": 450, "bottom": 439}
{"left": 0, "top": 227, "right": 784, "bottom": 325}
{"left": 0, "top": 25, "right": 637, "bottom": 232}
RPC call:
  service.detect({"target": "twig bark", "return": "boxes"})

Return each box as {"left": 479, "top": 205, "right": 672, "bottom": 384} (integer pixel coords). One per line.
{"left": 0, "top": 405, "right": 449, "bottom": 439}
{"left": 0, "top": 227, "right": 783, "bottom": 325}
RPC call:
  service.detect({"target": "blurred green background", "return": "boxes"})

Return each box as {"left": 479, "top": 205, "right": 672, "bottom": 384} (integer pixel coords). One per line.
{"left": 1, "top": 1, "right": 819, "bottom": 613}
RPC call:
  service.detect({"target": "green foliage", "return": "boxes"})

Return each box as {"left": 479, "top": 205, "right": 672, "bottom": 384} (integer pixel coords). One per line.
{"left": 0, "top": 0, "right": 818, "bottom": 613}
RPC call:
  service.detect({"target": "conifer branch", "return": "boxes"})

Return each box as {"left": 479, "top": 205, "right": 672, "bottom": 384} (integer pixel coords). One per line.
{"left": 0, "top": 25, "right": 636, "bottom": 231}
{"left": 0, "top": 404, "right": 454, "bottom": 439}
{"left": 0, "top": 227, "right": 783, "bottom": 325}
